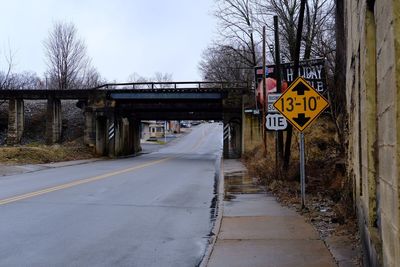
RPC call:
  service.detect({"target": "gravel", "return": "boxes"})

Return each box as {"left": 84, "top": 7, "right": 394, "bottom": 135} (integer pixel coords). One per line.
{"left": 0, "top": 100, "right": 85, "bottom": 145}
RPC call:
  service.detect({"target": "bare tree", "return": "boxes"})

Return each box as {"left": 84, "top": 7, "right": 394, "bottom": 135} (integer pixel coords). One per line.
{"left": 213, "top": 0, "right": 261, "bottom": 80}
{"left": 255, "top": 0, "right": 333, "bottom": 62}
{"left": 303, "top": 0, "right": 335, "bottom": 59}
{"left": 152, "top": 72, "right": 173, "bottom": 88}
{"left": 153, "top": 72, "right": 172, "bottom": 83}
{"left": 8, "top": 71, "right": 41, "bottom": 89}
{"left": 44, "top": 21, "right": 90, "bottom": 89}
{"left": 127, "top": 72, "right": 149, "bottom": 83}
{"left": 80, "top": 66, "right": 103, "bottom": 88}
{"left": 127, "top": 72, "right": 173, "bottom": 89}
{"left": 255, "top": 0, "right": 299, "bottom": 61}
{"left": 0, "top": 48, "right": 14, "bottom": 89}
{"left": 199, "top": 44, "right": 253, "bottom": 82}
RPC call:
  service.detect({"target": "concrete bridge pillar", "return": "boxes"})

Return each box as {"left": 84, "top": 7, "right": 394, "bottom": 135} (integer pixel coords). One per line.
{"left": 223, "top": 115, "right": 243, "bottom": 159}
{"left": 46, "top": 97, "right": 62, "bottom": 144}
{"left": 95, "top": 113, "right": 142, "bottom": 157}
{"left": 222, "top": 93, "right": 244, "bottom": 159}
{"left": 84, "top": 108, "right": 96, "bottom": 147}
{"left": 107, "top": 116, "right": 116, "bottom": 158}
{"left": 114, "top": 117, "right": 128, "bottom": 156}
{"left": 113, "top": 117, "right": 142, "bottom": 156}
{"left": 223, "top": 121, "right": 230, "bottom": 159}
{"left": 129, "top": 118, "right": 142, "bottom": 154}
{"left": 7, "top": 99, "right": 24, "bottom": 145}
{"left": 95, "top": 115, "right": 107, "bottom": 156}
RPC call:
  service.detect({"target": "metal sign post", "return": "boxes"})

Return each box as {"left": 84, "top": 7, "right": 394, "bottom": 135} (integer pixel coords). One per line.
{"left": 273, "top": 76, "right": 329, "bottom": 209}
{"left": 299, "top": 132, "right": 305, "bottom": 208}
{"left": 164, "top": 121, "right": 167, "bottom": 143}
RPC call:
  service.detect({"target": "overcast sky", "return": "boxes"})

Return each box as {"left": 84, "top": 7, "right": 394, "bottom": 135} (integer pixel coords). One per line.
{"left": 0, "top": 0, "right": 216, "bottom": 82}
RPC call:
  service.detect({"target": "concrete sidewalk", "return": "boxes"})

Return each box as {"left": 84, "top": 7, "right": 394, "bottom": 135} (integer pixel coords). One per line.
{"left": 206, "top": 159, "right": 337, "bottom": 267}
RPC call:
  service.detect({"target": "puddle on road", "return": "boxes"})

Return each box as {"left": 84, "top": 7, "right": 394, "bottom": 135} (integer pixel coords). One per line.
{"left": 224, "top": 171, "right": 265, "bottom": 200}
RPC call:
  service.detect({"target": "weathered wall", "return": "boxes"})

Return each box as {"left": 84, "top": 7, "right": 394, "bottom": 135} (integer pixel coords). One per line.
{"left": 7, "top": 99, "right": 24, "bottom": 145}
{"left": 346, "top": 0, "right": 400, "bottom": 266}
{"left": 243, "top": 112, "right": 263, "bottom": 153}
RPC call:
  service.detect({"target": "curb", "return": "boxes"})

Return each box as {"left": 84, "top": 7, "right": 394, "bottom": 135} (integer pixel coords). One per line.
{"left": 38, "top": 158, "right": 103, "bottom": 168}
{"left": 199, "top": 157, "right": 225, "bottom": 267}
{"left": 0, "top": 158, "right": 104, "bottom": 177}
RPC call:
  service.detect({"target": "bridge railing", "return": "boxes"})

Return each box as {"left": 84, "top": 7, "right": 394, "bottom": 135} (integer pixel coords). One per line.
{"left": 93, "top": 81, "right": 249, "bottom": 91}
{"left": 0, "top": 81, "right": 249, "bottom": 100}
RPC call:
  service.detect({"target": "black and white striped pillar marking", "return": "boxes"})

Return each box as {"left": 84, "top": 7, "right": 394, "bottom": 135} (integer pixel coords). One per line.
{"left": 108, "top": 123, "right": 115, "bottom": 140}
{"left": 223, "top": 124, "right": 230, "bottom": 140}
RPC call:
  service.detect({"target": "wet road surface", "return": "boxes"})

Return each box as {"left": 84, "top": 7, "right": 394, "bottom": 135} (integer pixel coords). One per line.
{"left": 0, "top": 123, "right": 222, "bottom": 266}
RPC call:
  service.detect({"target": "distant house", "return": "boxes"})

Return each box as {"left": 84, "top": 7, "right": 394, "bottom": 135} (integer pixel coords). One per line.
{"left": 149, "top": 124, "right": 165, "bottom": 139}
{"left": 141, "top": 121, "right": 166, "bottom": 141}
{"left": 168, "top": 121, "right": 180, "bottom": 133}
{"left": 140, "top": 121, "right": 154, "bottom": 141}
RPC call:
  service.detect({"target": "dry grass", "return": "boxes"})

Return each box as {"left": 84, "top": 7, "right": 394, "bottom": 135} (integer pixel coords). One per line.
{"left": 0, "top": 144, "right": 94, "bottom": 165}
{"left": 245, "top": 115, "right": 340, "bottom": 171}
{"left": 243, "top": 114, "right": 351, "bottom": 216}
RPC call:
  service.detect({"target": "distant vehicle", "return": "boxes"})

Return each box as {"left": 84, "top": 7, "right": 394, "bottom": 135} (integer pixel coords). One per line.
{"left": 148, "top": 136, "right": 158, "bottom": 141}
{"left": 180, "top": 121, "right": 191, "bottom": 128}
{"left": 191, "top": 121, "right": 201, "bottom": 126}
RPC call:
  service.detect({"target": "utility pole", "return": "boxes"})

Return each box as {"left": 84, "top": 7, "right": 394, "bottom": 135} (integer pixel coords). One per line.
{"left": 274, "top": 15, "right": 283, "bottom": 178}
{"left": 262, "top": 26, "right": 267, "bottom": 156}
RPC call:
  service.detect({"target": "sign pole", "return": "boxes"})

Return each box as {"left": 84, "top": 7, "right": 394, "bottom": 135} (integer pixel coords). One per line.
{"left": 164, "top": 121, "right": 167, "bottom": 143}
{"left": 299, "top": 132, "right": 306, "bottom": 208}
{"left": 273, "top": 77, "right": 329, "bottom": 210}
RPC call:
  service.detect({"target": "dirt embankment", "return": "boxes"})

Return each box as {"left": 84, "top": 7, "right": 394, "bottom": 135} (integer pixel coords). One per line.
{"left": 0, "top": 100, "right": 94, "bottom": 164}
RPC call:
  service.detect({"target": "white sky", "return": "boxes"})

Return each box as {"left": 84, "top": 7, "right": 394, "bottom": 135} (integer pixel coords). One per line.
{"left": 0, "top": 0, "right": 216, "bottom": 82}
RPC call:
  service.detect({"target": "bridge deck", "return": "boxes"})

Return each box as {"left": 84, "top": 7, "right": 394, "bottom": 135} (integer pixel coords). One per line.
{"left": 0, "top": 82, "right": 248, "bottom": 100}
{"left": 110, "top": 92, "right": 224, "bottom": 100}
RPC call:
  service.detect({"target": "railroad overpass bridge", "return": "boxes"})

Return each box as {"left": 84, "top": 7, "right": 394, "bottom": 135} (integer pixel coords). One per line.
{"left": 0, "top": 82, "right": 249, "bottom": 158}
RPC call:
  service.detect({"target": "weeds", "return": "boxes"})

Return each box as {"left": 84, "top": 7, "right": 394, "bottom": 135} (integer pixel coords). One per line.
{"left": 0, "top": 144, "right": 94, "bottom": 164}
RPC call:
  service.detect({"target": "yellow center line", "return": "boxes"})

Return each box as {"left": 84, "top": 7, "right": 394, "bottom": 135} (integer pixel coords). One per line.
{"left": 0, "top": 157, "right": 171, "bottom": 206}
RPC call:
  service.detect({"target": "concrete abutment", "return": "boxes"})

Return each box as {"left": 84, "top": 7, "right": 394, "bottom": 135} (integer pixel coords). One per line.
{"left": 223, "top": 115, "right": 243, "bottom": 159}
{"left": 93, "top": 111, "right": 141, "bottom": 157}
{"left": 45, "top": 97, "right": 62, "bottom": 144}
{"left": 7, "top": 99, "right": 24, "bottom": 145}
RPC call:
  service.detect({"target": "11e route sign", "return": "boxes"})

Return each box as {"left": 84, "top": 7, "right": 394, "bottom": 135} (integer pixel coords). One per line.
{"left": 266, "top": 113, "right": 287, "bottom": 130}
{"left": 266, "top": 93, "right": 288, "bottom": 131}
{"left": 273, "top": 77, "right": 329, "bottom": 132}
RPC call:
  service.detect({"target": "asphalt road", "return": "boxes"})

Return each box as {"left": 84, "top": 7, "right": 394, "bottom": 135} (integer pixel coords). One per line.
{"left": 0, "top": 123, "right": 223, "bottom": 266}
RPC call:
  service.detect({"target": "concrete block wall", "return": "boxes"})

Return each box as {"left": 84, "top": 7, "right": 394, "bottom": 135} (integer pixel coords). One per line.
{"left": 346, "top": 0, "right": 400, "bottom": 266}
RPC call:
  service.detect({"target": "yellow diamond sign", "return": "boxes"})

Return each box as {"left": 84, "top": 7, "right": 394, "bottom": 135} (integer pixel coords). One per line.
{"left": 273, "top": 77, "right": 329, "bottom": 132}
